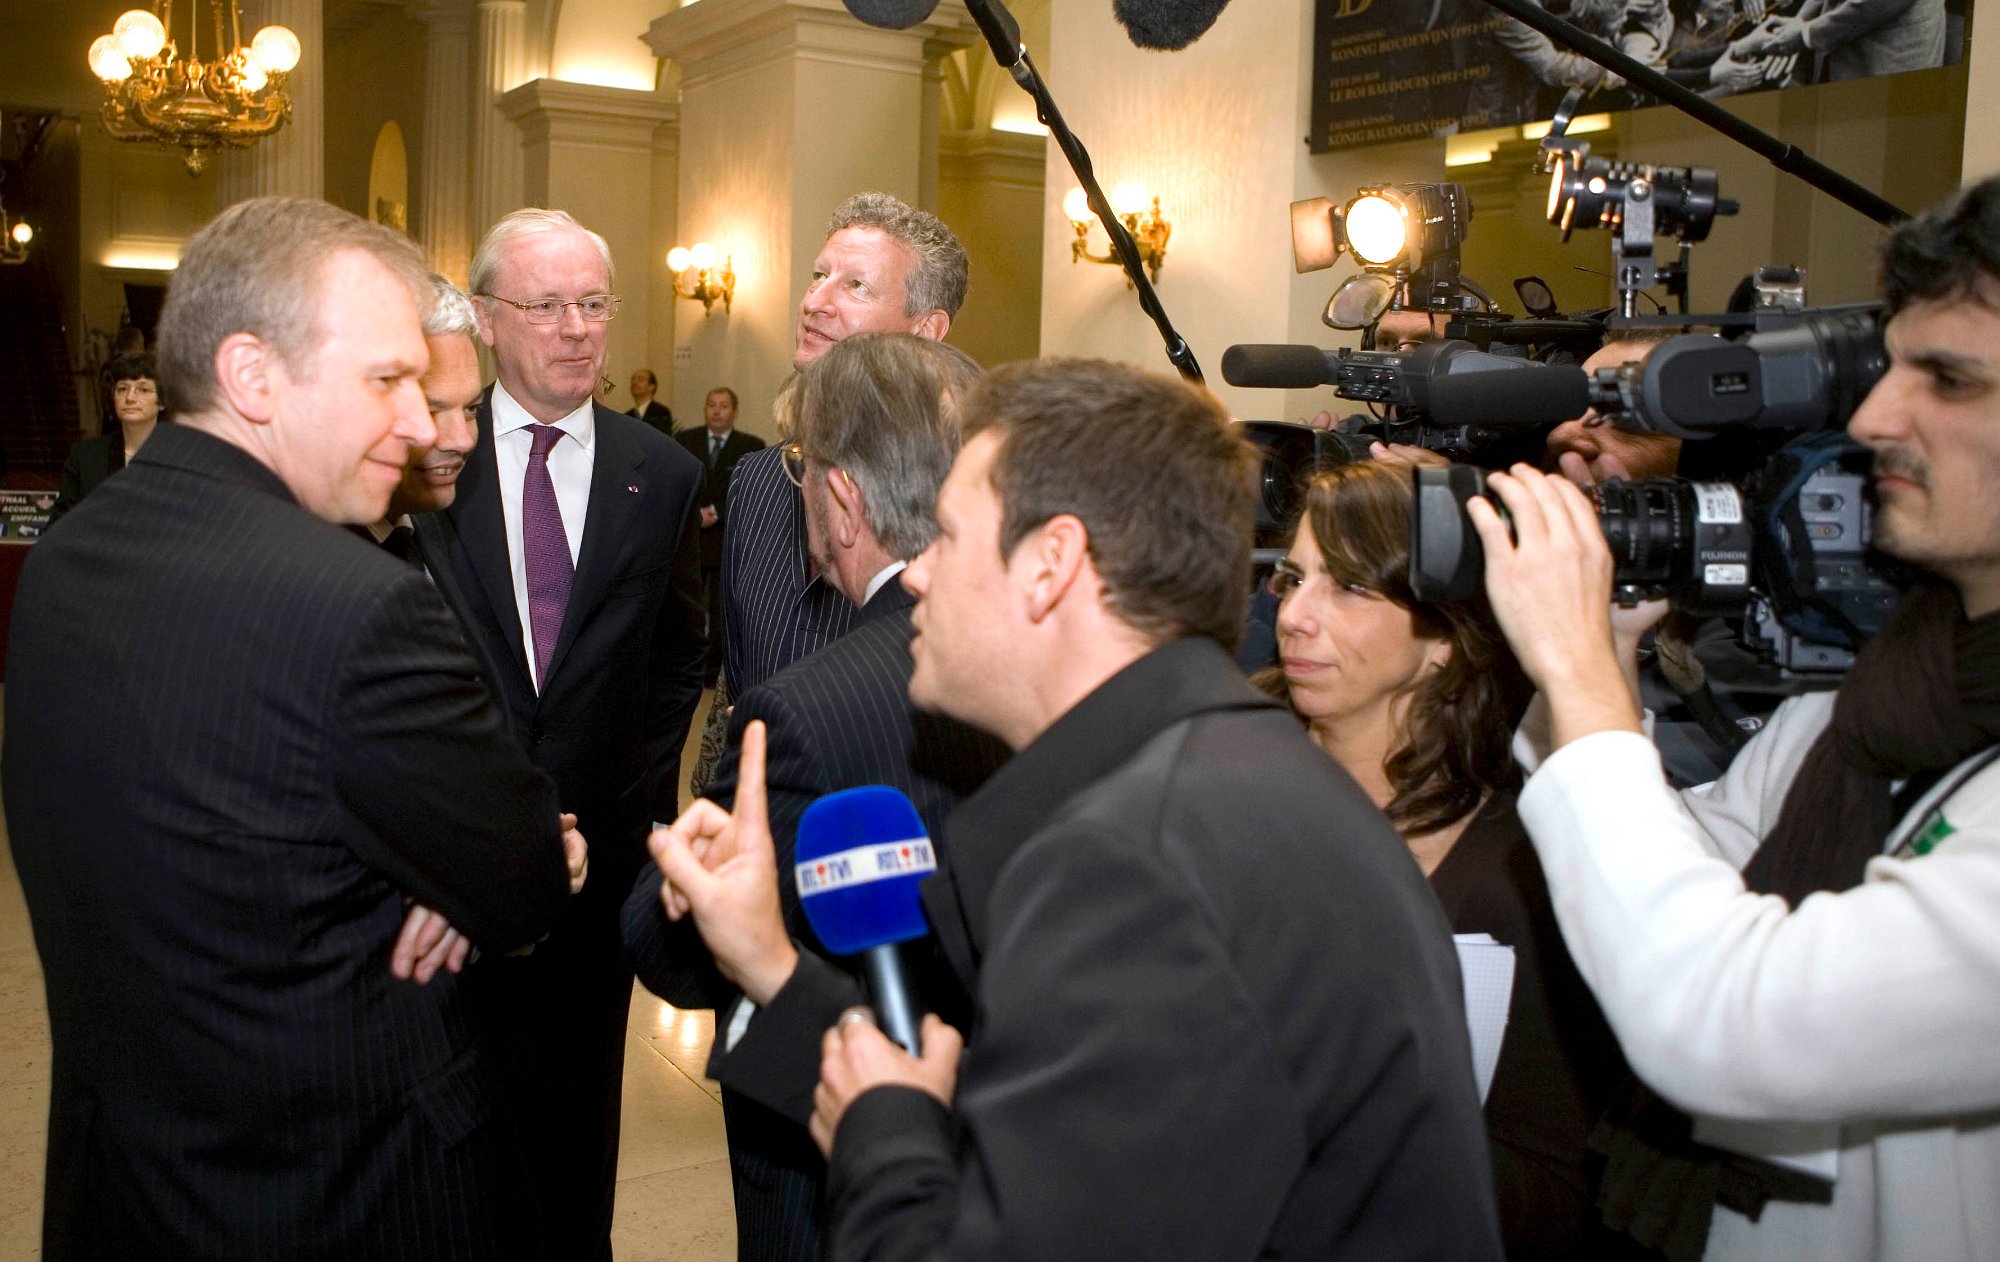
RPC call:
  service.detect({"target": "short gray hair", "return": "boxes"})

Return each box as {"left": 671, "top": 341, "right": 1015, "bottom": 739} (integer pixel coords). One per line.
{"left": 468, "top": 207, "right": 615, "bottom": 298}
{"left": 826, "top": 192, "right": 968, "bottom": 320}
{"left": 157, "top": 197, "right": 429, "bottom": 417}
{"left": 423, "top": 274, "right": 480, "bottom": 339}
{"left": 794, "top": 332, "right": 983, "bottom": 560}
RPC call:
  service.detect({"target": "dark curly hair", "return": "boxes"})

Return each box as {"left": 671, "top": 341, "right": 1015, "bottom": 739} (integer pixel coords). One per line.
{"left": 1882, "top": 175, "right": 2000, "bottom": 315}
{"left": 1260, "top": 461, "right": 1532, "bottom": 835}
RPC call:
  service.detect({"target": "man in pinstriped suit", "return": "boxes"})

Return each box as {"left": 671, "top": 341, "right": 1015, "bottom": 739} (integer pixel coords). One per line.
{"left": 626, "top": 334, "right": 1007, "bottom": 1261}
{"left": 698, "top": 195, "right": 970, "bottom": 802}
{"left": 3, "top": 198, "right": 579, "bottom": 1261}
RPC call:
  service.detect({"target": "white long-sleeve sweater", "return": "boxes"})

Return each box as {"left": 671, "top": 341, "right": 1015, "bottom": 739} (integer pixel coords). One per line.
{"left": 1518, "top": 692, "right": 2000, "bottom": 1260}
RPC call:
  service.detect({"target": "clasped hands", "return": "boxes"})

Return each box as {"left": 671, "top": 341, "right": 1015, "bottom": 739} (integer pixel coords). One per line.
{"left": 648, "top": 721, "right": 961, "bottom": 1155}
{"left": 391, "top": 812, "right": 588, "bottom": 984}
{"left": 1731, "top": 14, "right": 1807, "bottom": 59}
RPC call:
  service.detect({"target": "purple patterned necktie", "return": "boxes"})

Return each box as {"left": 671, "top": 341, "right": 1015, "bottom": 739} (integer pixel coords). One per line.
{"left": 523, "top": 424, "right": 573, "bottom": 689}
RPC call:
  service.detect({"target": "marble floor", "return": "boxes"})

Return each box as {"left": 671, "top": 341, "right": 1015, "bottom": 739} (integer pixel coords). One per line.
{"left": 0, "top": 692, "right": 736, "bottom": 1260}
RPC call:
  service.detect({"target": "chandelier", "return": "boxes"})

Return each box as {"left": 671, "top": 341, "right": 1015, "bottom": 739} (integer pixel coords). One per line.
{"left": 87, "top": 4, "right": 303, "bottom": 176}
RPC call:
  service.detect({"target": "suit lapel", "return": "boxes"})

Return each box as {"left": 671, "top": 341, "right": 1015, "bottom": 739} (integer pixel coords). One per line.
{"left": 542, "top": 405, "right": 644, "bottom": 688}
{"left": 446, "top": 395, "right": 535, "bottom": 692}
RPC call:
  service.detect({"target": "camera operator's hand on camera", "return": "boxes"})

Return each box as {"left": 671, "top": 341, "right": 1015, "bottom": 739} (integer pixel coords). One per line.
{"left": 1468, "top": 466, "right": 1644, "bottom": 750}
{"left": 1554, "top": 447, "right": 1630, "bottom": 492}
{"left": 1368, "top": 440, "right": 1448, "bottom": 469}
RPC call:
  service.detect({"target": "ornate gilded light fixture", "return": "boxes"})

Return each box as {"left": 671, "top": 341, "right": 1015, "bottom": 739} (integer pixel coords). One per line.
{"left": 88, "top": 4, "right": 303, "bottom": 176}
{"left": 0, "top": 172, "right": 32, "bottom": 267}
{"left": 1063, "top": 182, "right": 1171, "bottom": 286}
{"left": 667, "top": 242, "right": 736, "bottom": 315}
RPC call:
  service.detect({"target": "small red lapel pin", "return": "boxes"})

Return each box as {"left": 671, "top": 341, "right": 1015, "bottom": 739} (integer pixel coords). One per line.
{"left": 627, "top": 484, "right": 639, "bottom": 493}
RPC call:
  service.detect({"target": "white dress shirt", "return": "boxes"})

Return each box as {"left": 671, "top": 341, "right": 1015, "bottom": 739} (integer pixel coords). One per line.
{"left": 863, "top": 560, "right": 908, "bottom": 606}
{"left": 491, "top": 381, "right": 595, "bottom": 691}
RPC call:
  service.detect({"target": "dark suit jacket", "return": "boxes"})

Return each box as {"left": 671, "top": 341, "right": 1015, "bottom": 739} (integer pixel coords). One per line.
{"left": 624, "top": 581, "right": 1009, "bottom": 1262}
{"left": 629, "top": 398, "right": 674, "bottom": 436}
{"left": 675, "top": 427, "right": 766, "bottom": 569}
{"left": 413, "top": 394, "right": 706, "bottom": 1254}
{"left": 719, "top": 444, "right": 857, "bottom": 696}
{"left": 3, "top": 425, "right": 572, "bottom": 1261}
{"left": 826, "top": 638, "right": 1504, "bottom": 1261}
{"left": 417, "top": 394, "right": 707, "bottom": 880}
{"left": 49, "top": 434, "right": 126, "bottom": 527}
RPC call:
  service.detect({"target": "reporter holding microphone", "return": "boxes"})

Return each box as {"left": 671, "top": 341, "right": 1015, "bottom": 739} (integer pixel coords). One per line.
{"left": 1466, "top": 175, "right": 2000, "bottom": 1262}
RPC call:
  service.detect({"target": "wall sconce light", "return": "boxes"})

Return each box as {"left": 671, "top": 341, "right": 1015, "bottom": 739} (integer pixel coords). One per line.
{"left": 666, "top": 241, "right": 734, "bottom": 314}
{"left": 0, "top": 173, "right": 32, "bottom": 266}
{"left": 1062, "top": 182, "right": 1170, "bottom": 286}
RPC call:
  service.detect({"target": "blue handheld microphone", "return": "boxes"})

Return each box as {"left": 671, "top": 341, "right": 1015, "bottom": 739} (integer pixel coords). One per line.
{"left": 795, "top": 786, "right": 938, "bottom": 1052}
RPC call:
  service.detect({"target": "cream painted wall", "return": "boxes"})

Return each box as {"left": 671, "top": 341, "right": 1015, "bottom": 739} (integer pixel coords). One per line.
{"left": 1968, "top": 0, "right": 2000, "bottom": 181}
{"left": 938, "top": 131, "right": 1046, "bottom": 368}
{"left": 548, "top": 0, "right": 666, "bottom": 91}
{"left": 670, "top": 34, "right": 803, "bottom": 432}
{"left": 324, "top": 6, "right": 428, "bottom": 227}
{"left": 505, "top": 81, "right": 677, "bottom": 411}
{"left": 1041, "top": 0, "right": 1324, "bottom": 421}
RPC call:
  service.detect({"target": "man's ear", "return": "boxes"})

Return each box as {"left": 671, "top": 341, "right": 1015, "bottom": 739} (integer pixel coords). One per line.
{"left": 474, "top": 296, "right": 497, "bottom": 348}
{"left": 826, "top": 467, "right": 867, "bottom": 547}
{"left": 1021, "top": 514, "right": 1089, "bottom": 624}
{"left": 212, "top": 332, "right": 281, "bottom": 425}
{"left": 912, "top": 309, "right": 950, "bottom": 343}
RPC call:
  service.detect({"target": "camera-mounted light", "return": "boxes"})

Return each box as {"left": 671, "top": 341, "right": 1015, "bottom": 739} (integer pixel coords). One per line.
{"left": 1537, "top": 90, "right": 1738, "bottom": 316}
{"left": 1290, "top": 183, "right": 1473, "bottom": 330}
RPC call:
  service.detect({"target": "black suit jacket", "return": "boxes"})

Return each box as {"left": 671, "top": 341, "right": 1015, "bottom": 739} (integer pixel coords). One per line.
{"left": 4, "top": 425, "right": 572, "bottom": 1261}
{"left": 718, "top": 444, "right": 857, "bottom": 696}
{"left": 825, "top": 638, "right": 1505, "bottom": 1261}
{"left": 624, "top": 581, "right": 1009, "bottom": 1262}
{"left": 49, "top": 434, "right": 126, "bottom": 527}
{"left": 675, "top": 427, "right": 766, "bottom": 569}
{"left": 628, "top": 398, "right": 674, "bottom": 436}
{"left": 417, "top": 394, "right": 707, "bottom": 882}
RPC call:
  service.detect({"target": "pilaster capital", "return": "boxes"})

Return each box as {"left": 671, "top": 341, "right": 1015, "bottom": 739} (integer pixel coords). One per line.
{"left": 498, "top": 79, "right": 680, "bottom": 152}
{"left": 645, "top": 0, "right": 975, "bottom": 91}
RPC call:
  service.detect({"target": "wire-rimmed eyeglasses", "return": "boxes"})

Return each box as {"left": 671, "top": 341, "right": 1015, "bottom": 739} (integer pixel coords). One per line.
{"left": 480, "top": 292, "right": 621, "bottom": 324}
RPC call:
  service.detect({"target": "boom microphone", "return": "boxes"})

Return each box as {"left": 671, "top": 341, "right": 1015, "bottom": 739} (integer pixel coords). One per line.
{"left": 1425, "top": 363, "right": 1589, "bottom": 427}
{"left": 840, "top": 0, "right": 943, "bottom": 28}
{"left": 1114, "top": 0, "right": 1233, "bottom": 49}
{"left": 795, "top": 786, "right": 938, "bottom": 1052}
{"left": 1223, "top": 338, "right": 1588, "bottom": 426}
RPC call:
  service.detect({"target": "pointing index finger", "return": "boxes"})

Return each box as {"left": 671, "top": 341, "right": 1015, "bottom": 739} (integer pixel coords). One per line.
{"left": 735, "top": 720, "right": 771, "bottom": 854}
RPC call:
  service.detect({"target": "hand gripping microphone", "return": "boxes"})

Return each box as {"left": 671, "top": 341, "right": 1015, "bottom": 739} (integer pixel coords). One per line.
{"left": 795, "top": 786, "right": 938, "bottom": 1052}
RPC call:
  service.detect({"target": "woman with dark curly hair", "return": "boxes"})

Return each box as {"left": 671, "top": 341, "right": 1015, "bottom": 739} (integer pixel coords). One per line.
{"left": 52, "top": 350, "right": 167, "bottom": 527}
{"left": 1265, "top": 459, "right": 1637, "bottom": 1260}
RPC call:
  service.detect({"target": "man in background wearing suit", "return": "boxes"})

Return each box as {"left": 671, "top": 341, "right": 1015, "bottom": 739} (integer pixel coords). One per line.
{"left": 628, "top": 366, "right": 675, "bottom": 435}
{"left": 655, "top": 360, "right": 1503, "bottom": 1259}
{"left": 677, "top": 385, "right": 764, "bottom": 685}
{"left": 415, "top": 208, "right": 708, "bottom": 1261}
{"left": 629, "top": 333, "right": 1005, "bottom": 1261}
{"left": 718, "top": 193, "right": 968, "bottom": 702}
{"left": 4, "top": 197, "right": 580, "bottom": 1261}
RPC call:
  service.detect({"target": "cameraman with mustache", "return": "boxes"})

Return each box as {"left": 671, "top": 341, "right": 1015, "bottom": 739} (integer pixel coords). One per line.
{"left": 1469, "top": 176, "right": 2000, "bottom": 1260}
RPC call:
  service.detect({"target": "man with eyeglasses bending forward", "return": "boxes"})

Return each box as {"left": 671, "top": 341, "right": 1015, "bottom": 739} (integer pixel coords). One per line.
{"left": 414, "top": 207, "right": 708, "bottom": 1261}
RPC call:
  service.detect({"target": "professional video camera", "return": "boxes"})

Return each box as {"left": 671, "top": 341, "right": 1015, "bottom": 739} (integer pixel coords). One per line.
{"left": 1399, "top": 127, "right": 1903, "bottom": 673}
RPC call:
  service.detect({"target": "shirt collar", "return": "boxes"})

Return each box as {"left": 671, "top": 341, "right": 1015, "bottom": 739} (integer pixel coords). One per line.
{"left": 862, "top": 560, "right": 908, "bottom": 607}
{"left": 491, "top": 380, "right": 596, "bottom": 453}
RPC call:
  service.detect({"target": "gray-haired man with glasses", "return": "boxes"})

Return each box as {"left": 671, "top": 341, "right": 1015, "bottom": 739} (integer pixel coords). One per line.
{"left": 413, "top": 206, "right": 709, "bottom": 1262}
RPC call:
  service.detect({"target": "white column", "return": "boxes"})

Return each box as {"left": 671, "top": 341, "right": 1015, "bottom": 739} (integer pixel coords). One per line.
{"left": 417, "top": 1, "right": 476, "bottom": 283}
{"left": 473, "top": 0, "right": 530, "bottom": 238}
{"left": 217, "top": 0, "right": 324, "bottom": 204}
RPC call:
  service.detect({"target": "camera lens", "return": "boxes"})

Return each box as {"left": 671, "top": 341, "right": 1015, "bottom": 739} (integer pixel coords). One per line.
{"left": 1595, "top": 478, "right": 1753, "bottom": 614}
